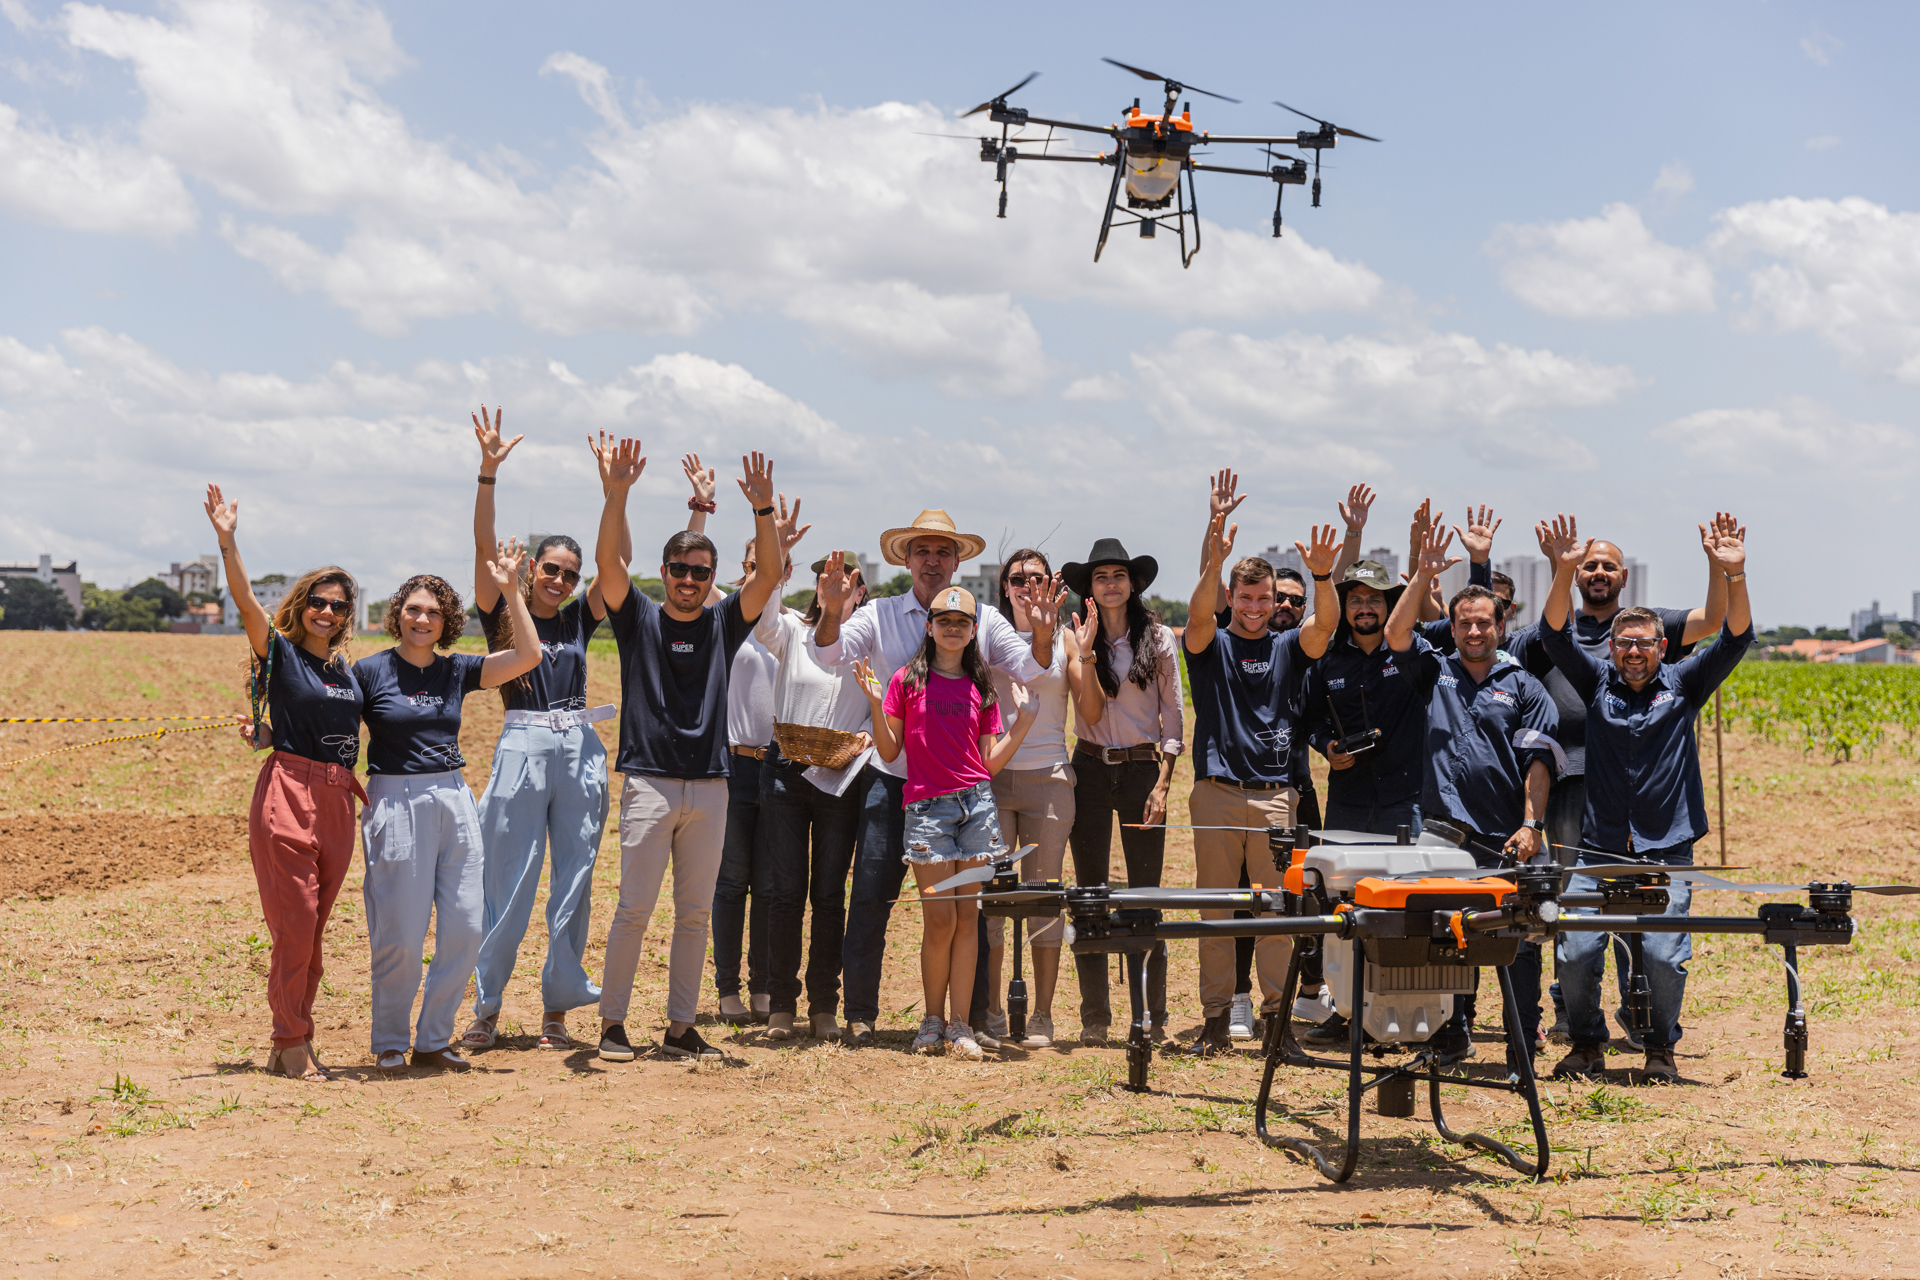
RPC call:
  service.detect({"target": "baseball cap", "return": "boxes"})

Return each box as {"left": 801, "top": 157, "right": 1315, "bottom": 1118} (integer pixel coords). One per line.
{"left": 929, "top": 585, "right": 977, "bottom": 618}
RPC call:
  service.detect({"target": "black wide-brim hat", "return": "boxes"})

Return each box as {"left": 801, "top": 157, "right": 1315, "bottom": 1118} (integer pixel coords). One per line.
{"left": 1062, "top": 538, "right": 1158, "bottom": 598}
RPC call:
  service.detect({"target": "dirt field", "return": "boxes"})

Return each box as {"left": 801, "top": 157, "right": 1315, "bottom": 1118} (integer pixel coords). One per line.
{"left": 1, "top": 632, "right": 1917, "bottom": 1279}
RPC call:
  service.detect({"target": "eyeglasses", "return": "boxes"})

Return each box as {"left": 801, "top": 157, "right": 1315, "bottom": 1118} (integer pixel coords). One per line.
{"left": 666, "top": 562, "right": 715, "bottom": 582}
{"left": 537, "top": 562, "right": 581, "bottom": 587}
{"left": 1006, "top": 573, "right": 1048, "bottom": 588}
{"left": 306, "top": 598, "right": 352, "bottom": 618}
{"left": 1274, "top": 592, "right": 1307, "bottom": 608}
{"left": 1613, "top": 636, "right": 1661, "bottom": 652}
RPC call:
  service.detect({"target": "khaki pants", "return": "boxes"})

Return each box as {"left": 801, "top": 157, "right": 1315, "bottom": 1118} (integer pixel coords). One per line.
{"left": 1190, "top": 778, "right": 1297, "bottom": 1017}
{"left": 599, "top": 775, "right": 728, "bottom": 1026}
{"left": 987, "top": 764, "right": 1075, "bottom": 946}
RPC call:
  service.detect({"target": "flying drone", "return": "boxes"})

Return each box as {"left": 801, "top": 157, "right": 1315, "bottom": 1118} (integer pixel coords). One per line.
{"left": 920, "top": 822, "right": 1915, "bottom": 1184}
{"left": 950, "top": 59, "right": 1379, "bottom": 266}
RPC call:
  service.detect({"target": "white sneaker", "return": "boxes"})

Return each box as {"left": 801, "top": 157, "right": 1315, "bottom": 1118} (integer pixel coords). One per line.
{"left": 946, "top": 1021, "right": 985, "bottom": 1062}
{"left": 1021, "top": 1011, "right": 1055, "bottom": 1048}
{"left": 1228, "top": 992, "right": 1256, "bottom": 1040}
{"left": 986, "top": 1008, "right": 1010, "bottom": 1039}
{"left": 1293, "top": 984, "right": 1336, "bottom": 1026}
{"left": 912, "top": 1015, "right": 946, "bottom": 1055}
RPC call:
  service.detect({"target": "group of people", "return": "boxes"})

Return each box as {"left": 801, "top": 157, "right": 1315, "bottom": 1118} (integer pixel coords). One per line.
{"left": 209, "top": 410, "right": 1753, "bottom": 1085}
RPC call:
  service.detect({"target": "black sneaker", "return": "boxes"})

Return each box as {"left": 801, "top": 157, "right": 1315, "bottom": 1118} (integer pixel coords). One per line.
{"left": 1185, "top": 1014, "right": 1233, "bottom": 1058}
{"left": 598, "top": 1023, "right": 636, "bottom": 1062}
{"left": 1429, "top": 1021, "right": 1475, "bottom": 1065}
{"left": 1302, "top": 1012, "right": 1351, "bottom": 1046}
{"left": 662, "top": 1027, "right": 722, "bottom": 1060}
{"left": 1613, "top": 1006, "right": 1647, "bottom": 1052}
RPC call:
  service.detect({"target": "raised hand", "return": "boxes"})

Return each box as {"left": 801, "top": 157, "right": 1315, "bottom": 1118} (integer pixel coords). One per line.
{"left": 682, "top": 452, "right": 716, "bottom": 508}
{"left": 204, "top": 483, "right": 239, "bottom": 541}
{"left": 474, "top": 405, "right": 523, "bottom": 474}
{"left": 1538, "top": 514, "right": 1591, "bottom": 571}
{"left": 1455, "top": 503, "right": 1501, "bottom": 561}
{"left": 1409, "top": 497, "right": 1433, "bottom": 542}
{"left": 1209, "top": 468, "right": 1245, "bottom": 522}
{"left": 1339, "top": 483, "right": 1375, "bottom": 534}
{"left": 1203, "top": 513, "right": 1239, "bottom": 568}
{"left": 1069, "top": 598, "right": 1099, "bottom": 652}
{"left": 852, "top": 656, "right": 884, "bottom": 703}
{"left": 1699, "top": 510, "right": 1740, "bottom": 557}
{"left": 774, "top": 493, "right": 811, "bottom": 555}
{"left": 1415, "top": 524, "right": 1461, "bottom": 578}
{"left": 737, "top": 451, "right": 775, "bottom": 512}
{"left": 1032, "top": 573, "right": 1069, "bottom": 632}
{"left": 485, "top": 537, "right": 527, "bottom": 591}
{"left": 603, "top": 437, "right": 646, "bottom": 489}
{"left": 816, "top": 550, "right": 854, "bottom": 612}
{"left": 1705, "top": 521, "right": 1747, "bottom": 575}
{"left": 1007, "top": 680, "right": 1037, "bottom": 720}
{"left": 1295, "top": 523, "right": 1341, "bottom": 579}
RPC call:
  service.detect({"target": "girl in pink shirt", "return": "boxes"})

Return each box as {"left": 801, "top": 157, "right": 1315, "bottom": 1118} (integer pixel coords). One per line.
{"left": 855, "top": 586, "right": 1036, "bottom": 1059}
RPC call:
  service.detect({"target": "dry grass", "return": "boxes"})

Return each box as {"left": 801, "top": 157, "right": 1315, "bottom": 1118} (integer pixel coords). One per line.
{"left": 1, "top": 633, "right": 1917, "bottom": 1279}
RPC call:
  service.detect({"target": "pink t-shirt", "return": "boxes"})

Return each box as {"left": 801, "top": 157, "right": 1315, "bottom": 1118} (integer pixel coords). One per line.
{"left": 883, "top": 667, "right": 1003, "bottom": 804}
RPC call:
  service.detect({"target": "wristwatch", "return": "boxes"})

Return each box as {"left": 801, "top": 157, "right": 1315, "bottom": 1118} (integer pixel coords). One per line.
{"left": 1523, "top": 819, "right": 1546, "bottom": 832}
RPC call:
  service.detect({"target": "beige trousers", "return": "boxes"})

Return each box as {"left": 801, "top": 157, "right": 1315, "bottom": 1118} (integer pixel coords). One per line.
{"left": 1190, "top": 778, "right": 1298, "bottom": 1017}
{"left": 599, "top": 774, "right": 728, "bottom": 1026}
{"left": 987, "top": 764, "right": 1075, "bottom": 946}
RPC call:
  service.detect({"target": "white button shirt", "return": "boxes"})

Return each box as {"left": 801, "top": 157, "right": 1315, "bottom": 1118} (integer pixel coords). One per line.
{"left": 814, "top": 591, "right": 1046, "bottom": 779}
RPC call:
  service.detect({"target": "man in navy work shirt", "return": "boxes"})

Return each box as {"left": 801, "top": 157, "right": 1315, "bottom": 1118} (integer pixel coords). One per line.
{"left": 591, "top": 442, "right": 792, "bottom": 1064}
{"left": 1388, "top": 526, "right": 1559, "bottom": 1064}
{"left": 1536, "top": 514, "right": 1754, "bottom": 1084}
{"left": 1182, "top": 469, "right": 1341, "bottom": 1057}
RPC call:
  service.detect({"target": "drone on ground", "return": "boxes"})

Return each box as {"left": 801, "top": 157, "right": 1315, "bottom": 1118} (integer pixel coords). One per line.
{"left": 928, "top": 823, "right": 1914, "bottom": 1184}
{"left": 950, "top": 59, "right": 1378, "bottom": 266}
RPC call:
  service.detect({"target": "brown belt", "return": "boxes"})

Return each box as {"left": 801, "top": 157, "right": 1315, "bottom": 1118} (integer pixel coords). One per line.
{"left": 1074, "top": 743, "right": 1162, "bottom": 766}
{"left": 1198, "top": 775, "right": 1291, "bottom": 792}
{"left": 730, "top": 744, "right": 769, "bottom": 761}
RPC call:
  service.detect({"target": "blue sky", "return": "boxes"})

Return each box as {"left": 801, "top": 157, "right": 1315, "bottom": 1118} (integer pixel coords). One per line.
{"left": 3, "top": 0, "right": 1916, "bottom": 628}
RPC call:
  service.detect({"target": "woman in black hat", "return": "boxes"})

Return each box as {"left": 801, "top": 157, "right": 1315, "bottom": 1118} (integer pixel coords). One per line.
{"left": 1060, "top": 538, "right": 1184, "bottom": 1046}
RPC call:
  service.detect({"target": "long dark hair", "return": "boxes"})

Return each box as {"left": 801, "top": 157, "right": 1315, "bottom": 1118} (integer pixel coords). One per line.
{"left": 481, "top": 533, "right": 582, "bottom": 707}
{"left": 1092, "top": 579, "right": 1162, "bottom": 697}
{"left": 996, "top": 548, "right": 1051, "bottom": 626}
{"left": 901, "top": 622, "right": 997, "bottom": 709}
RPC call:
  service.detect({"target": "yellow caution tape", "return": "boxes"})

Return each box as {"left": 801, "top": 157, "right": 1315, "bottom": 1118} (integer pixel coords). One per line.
{"left": 0, "top": 715, "right": 245, "bottom": 723}
{"left": 0, "top": 720, "right": 242, "bottom": 768}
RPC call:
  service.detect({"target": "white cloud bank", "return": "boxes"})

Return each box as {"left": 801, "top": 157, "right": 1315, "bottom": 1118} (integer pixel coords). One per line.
{"left": 1489, "top": 203, "right": 1715, "bottom": 319}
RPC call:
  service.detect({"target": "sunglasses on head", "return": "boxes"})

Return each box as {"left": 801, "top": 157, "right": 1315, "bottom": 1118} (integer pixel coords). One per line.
{"left": 537, "top": 561, "right": 581, "bottom": 587}
{"left": 307, "top": 598, "right": 353, "bottom": 618}
{"left": 666, "top": 562, "right": 714, "bottom": 582}
{"left": 1005, "top": 572, "right": 1048, "bottom": 588}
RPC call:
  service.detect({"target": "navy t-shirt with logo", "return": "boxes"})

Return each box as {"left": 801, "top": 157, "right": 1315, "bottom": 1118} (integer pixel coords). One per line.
{"left": 608, "top": 589, "right": 756, "bottom": 779}
{"left": 478, "top": 593, "right": 600, "bottom": 712}
{"left": 352, "top": 648, "right": 488, "bottom": 775}
{"left": 1185, "top": 626, "right": 1313, "bottom": 786}
{"left": 263, "top": 631, "right": 363, "bottom": 768}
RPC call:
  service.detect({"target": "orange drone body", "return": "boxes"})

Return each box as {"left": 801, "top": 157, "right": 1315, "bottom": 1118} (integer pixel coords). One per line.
{"left": 1352, "top": 876, "right": 1516, "bottom": 910}
{"left": 1121, "top": 107, "right": 1195, "bottom": 135}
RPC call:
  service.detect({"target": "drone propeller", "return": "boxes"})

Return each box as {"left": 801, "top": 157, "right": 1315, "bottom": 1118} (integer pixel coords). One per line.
{"left": 1102, "top": 57, "right": 1241, "bottom": 103}
{"left": 1273, "top": 100, "right": 1381, "bottom": 141}
{"left": 960, "top": 71, "right": 1040, "bottom": 118}
{"left": 922, "top": 846, "right": 1041, "bottom": 894}
{"left": 1670, "top": 870, "right": 1920, "bottom": 895}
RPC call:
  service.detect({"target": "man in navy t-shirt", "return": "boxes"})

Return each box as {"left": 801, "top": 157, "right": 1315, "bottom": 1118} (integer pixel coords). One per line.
{"left": 1536, "top": 514, "right": 1754, "bottom": 1084}
{"left": 591, "top": 443, "right": 792, "bottom": 1063}
{"left": 1181, "top": 469, "right": 1341, "bottom": 1056}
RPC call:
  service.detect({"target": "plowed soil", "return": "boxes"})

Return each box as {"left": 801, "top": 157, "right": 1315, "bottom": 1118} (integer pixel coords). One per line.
{"left": 1, "top": 633, "right": 1917, "bottom": 1279}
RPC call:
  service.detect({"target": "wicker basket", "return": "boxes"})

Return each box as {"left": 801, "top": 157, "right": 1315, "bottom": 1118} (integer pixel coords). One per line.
{"left": 773, "top": 722, "right": 871, "bottom": 770}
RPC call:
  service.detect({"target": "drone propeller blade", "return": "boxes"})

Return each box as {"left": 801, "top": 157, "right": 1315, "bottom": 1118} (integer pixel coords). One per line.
{"left": 923, "top": 864, "right": 997, "bottom": 894}
{"left": 1273, "top": 100, "right": 1381, "bottom": 141}
{"left": 1102, "top": 57, "right": 1241, "bottom": 103}
{"left": 960, "top": 71, "right": 1040, "bottom": 118}
{"left": 1859, "top": 884, "right": 1920, "bottom": 894}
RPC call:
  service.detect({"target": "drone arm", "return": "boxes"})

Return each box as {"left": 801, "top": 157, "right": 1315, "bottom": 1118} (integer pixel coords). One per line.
{"left": 1009, "top": 152, "right": 1111, "bottom": 165}
{"left": 1006, "top": 113, "right": 1118, "bottom": 138}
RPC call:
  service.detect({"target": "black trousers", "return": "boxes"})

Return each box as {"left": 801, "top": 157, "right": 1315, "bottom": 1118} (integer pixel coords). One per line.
{"left": 1068, "top": 755, "right": 1168, "bottom": 1026}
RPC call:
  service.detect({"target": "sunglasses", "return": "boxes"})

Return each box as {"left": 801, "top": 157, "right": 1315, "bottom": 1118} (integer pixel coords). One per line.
{"left": 1274, "top": 592, "right": 1307, "bottom": 608}
{"left": 537, "top": 562, "right": 581, "bottom": 587}
{"left": 666, "top": 562, "right": 715, "bottom": 582}
{"left": 1613, "top": 636, "right": 1661, "bottom": 652}
{"left": 306, "top": 598, "right": 353, "bottom": 618}
{"left": 1005, "top": 573, "right": 1048, "bottom": 588}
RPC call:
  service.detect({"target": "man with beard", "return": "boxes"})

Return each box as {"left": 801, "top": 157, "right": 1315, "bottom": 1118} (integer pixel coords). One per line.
{"left": 1387, "top": 525, "right": 1559, "bottom": 1064}
{"left": 1503, "top": 516, "right": 1735, "bottom": 1046}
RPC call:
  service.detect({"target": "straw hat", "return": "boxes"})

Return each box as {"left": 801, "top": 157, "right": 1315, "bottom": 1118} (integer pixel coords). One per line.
{"left": 878, "top": 509, "right": 987, "bottom": 566}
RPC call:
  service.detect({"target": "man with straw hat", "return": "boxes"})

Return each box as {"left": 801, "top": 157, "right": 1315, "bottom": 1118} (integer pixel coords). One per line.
{"left": 811, "top": 508, "right": 1052, "bottom": 1049}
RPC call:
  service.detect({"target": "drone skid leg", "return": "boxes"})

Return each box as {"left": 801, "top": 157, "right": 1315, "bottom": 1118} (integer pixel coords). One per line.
{"left": 1007, "top": 917, "right": 1028, "bottom": 1046}
{"left": 1781, "top": 941, "right": 1809, "bottom": 1080}
{"left": 1123, "top": 949, "right": 1153, "bottom": 1093}
{"left": 1623, "top": 932, "right": 1653, "bottom": 1042}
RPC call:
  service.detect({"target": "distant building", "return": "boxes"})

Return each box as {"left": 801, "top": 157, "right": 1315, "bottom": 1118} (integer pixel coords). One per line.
{"left": 1621, "top": 559, "right": 1648, "bottom": 609}
{"left": 858, "top": 555, "right": 884, "bottom": 592}
{"left": 1362, "top": 546, "right": 1400, "bottom": 582}
{"left": 225, "top": 578, "right": 290, "bottom": 629}
{"left": 1850, "top": 600, "right": 1897, "bottom": 640}
{"left": 957, "top": 561, "right": 1001, "bottom": 606}
{"left": 1829, "top": 638, "right": 1900, "bottom": 664}
{"left": 0, "top": 554, "right": 83, "bottom": 616}
{"left": 1496, "top": 556, "right": 1550, "bottom": 627}
{"left": 161, "top": 555, "right": 220, "bottom": 598}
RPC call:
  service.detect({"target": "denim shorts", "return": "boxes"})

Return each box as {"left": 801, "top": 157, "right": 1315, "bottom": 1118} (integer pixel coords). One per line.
{"left": 903, "top": 779, "right": 1008, "bottom": 865}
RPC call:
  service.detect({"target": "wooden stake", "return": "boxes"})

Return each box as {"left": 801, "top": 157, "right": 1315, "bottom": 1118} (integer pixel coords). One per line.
{"left": 1714, "top": 686, "right": 1727, "bottom": 866}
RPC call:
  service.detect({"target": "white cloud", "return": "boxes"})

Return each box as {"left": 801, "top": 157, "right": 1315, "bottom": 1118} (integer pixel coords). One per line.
{"left": 1489, "top": 203, "right": 1715, "bottom": 319}
{"left": 0, "top": 100, "right": 195, "bottom": 236}
{"left": 1800, "top": 25, "right": 1842, "bottom": 68}
{"left": 1060, "top": 373, "right": 1130, "bottom": 402}
{"left": 1710, "top": 196, "right": 1920, "bottom": 382}
{"left": 1805, "top": 135, "right": 1841, "bottom": 151}
{"left": 1126, "top": 328, "right": 1629, "bottom": 474}
{"left": 1650, "top": 397, "right": 1918, "bottom": 475}
{"left": 1651, "top": 161, "right": 1694, "bottom": 201}
{"left": 783, "top": 283, "right": 1049, "bottom": 398}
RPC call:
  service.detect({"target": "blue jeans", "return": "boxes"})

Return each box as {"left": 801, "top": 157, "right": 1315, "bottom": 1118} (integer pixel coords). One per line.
{"left": 842, "top": 767, "right": 907, "bottom": 1026}
{"left": 471, "top": 723, "right": 608, "bottom": 1020}
{"left": 1321, "top": 798, "right": 1422, "bottom": 839}
{"left": 904, "top": 779, "right": 1007, "bottom": 863}
{"left": 759, "top": 750, "right": 862, "bottom": 1016}
{"left": 1557, "top": 841, "right": 1693, "bottom": 1048}
{"left": 711, "top": 756, "right": 768, "bottom": 1000}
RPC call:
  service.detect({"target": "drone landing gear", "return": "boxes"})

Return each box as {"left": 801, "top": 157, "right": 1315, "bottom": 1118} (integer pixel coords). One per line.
{"left": 1253, "top": 944, "right": 1548, "bottom": 1183}
{"left": 1124, "top": 946, "right": 1155, "bottom": 1093}
{"left": 1781, "top": 940, "right": 1808, "bottom": 1079}
{"left": 1006, "top": 916, "right": 1028, "bottom": 1045}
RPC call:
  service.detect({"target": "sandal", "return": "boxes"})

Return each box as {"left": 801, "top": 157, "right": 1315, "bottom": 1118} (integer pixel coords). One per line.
{"left": 305, "top": 1040, "right": 333, "bottom": 1079}
{"left": 461, "top": 1016, "right": 498, "bottom": 1050}
{"left": 537, "top": 1019, "right": 573, "bottom": 1051}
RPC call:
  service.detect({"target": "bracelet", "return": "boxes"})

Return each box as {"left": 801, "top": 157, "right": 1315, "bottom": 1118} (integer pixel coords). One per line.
{"left": 753, "top": 504, "right": 775, "bottom": 518}
{"left": 477, "top": 475, "right": 497, "bottom": 486}
{"left": 1724, "top": 572, "right": 1745, "bottom": 582}
{"left": 1078, "top": 655, "right": 1098, "bottom": 665}
{"left": 686, "top": 497, "right": 717, "bottom": 514}
{"left": 1312, "top": 572, "right": 1331, "bottom": 581}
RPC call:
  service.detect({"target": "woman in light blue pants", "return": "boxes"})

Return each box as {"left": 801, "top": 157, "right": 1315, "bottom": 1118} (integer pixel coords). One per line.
{"left": 463, "top": 413, "right": 631, "bottom": 1052}
{"left": 354, "top": 559, "right": 542, "bottom": 1072}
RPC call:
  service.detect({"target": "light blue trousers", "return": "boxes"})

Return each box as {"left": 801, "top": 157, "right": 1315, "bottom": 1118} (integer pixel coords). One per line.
{"left": 361, "top": 771, "right": 485, "bottom": 1055}
{"left": 471, "top": 723, "right": 610, "bottom": 1020}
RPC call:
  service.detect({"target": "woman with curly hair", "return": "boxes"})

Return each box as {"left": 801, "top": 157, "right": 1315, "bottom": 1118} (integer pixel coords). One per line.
{"left": 206, "top": 483, "right": 366, "bottom": 1083}
{"left": 352, "top": 550, "right": 543, "bottom": 1072}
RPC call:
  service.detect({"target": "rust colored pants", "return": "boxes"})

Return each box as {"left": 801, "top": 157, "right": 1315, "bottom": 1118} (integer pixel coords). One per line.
{"left": 249, "top": 752, "right": 365, "bottom": 1050}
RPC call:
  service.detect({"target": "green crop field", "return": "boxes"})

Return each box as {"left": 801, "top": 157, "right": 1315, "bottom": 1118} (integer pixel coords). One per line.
{"left": 1720, "top": 660, "right": 1920, "bottom": 762}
